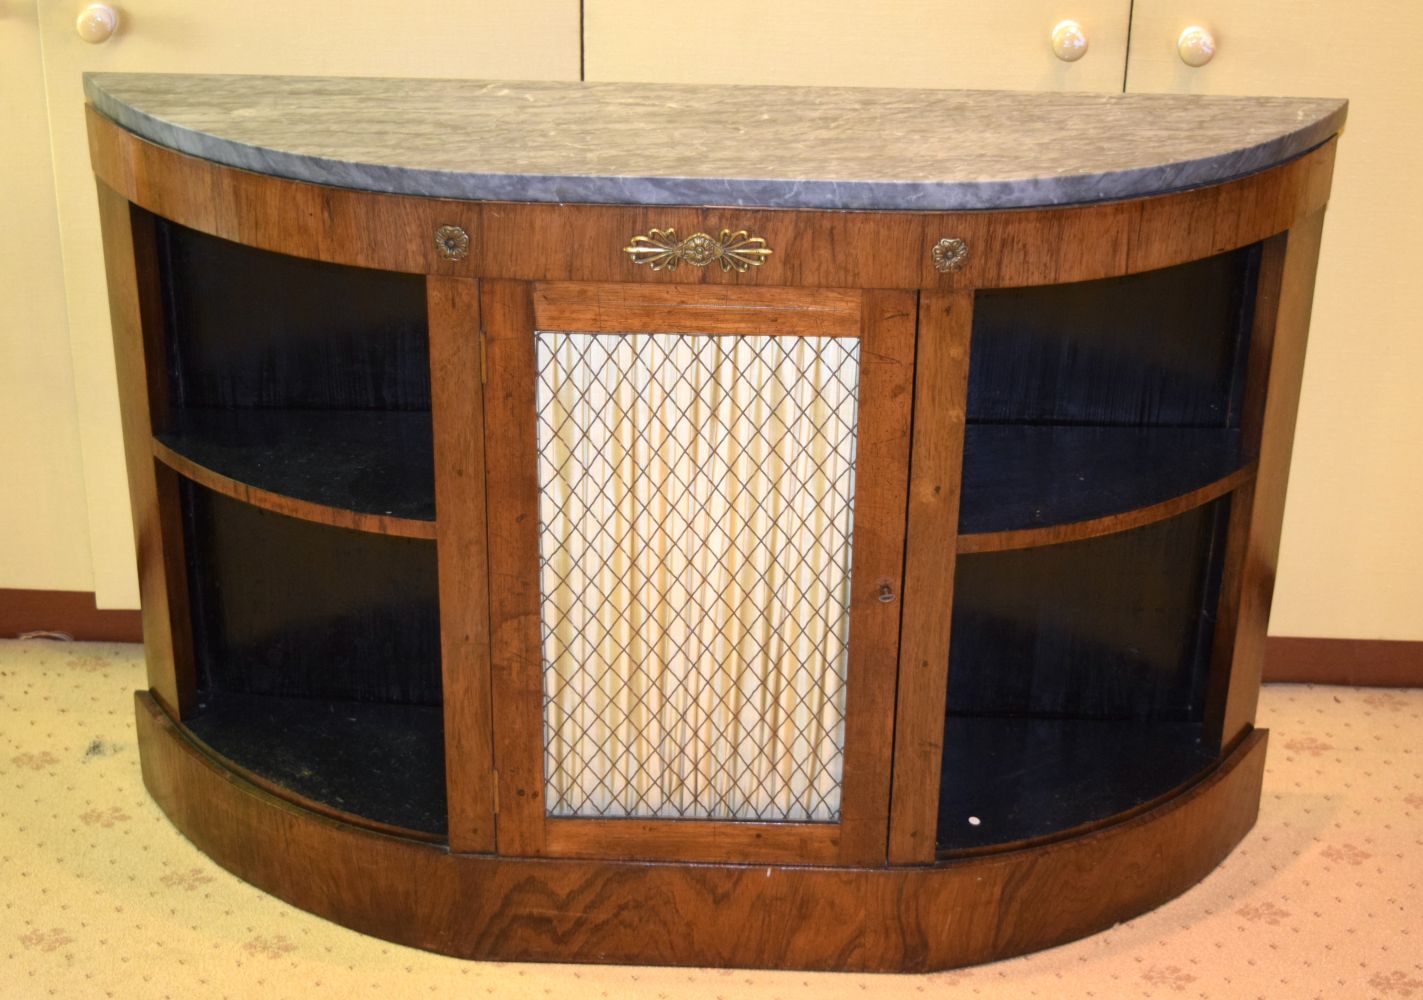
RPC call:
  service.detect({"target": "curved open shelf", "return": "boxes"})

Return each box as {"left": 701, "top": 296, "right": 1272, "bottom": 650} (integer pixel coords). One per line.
{"left": 935, "top": 717, "right": 1217, "bottom": 855}
{"left": 958, "top": 426, "right": 1250, "bottom": 553}
{"left": 154, "top": 409, "right": 435, "bottom": 538}
{"left": 182, "top": 691, "right": 447, "bottom": 840}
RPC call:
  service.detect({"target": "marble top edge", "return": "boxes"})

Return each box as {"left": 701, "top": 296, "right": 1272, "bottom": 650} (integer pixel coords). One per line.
{"left": 85, "top": 73, "right": 1348, "bottom": 212}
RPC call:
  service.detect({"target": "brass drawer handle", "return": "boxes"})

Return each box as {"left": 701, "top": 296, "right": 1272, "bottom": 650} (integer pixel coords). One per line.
{"left": 624, "top": 228, "right": 772, "bottom": 273}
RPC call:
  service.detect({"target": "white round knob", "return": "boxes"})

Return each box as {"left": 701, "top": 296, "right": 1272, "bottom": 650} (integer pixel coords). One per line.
{"left": 1051, "top": 20, "right": 1089, "bottom": 62}
{"left": 1177, "top": 25, "right": 1216, "bottom": 67}
{"left": 75, "top": 3, "right": 119, "bottom": 44}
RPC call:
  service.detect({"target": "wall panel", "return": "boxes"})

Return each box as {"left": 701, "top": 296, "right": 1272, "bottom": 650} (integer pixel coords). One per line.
{"left": 0, "top": 0, "right": 92, "bottom": 593}
{"left": 1128, "top": 2, "right": 1423, "bottom": 640}
{"left": 585, "top": 1, "right": 1131, "bottom": 91}
{"left": 37, "top": 0, "right": 580, "bottom": 607}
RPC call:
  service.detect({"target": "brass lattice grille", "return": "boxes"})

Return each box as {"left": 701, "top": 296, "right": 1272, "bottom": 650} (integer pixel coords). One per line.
{"left": 534, "top": 331, "right": 861, "bottom": 821}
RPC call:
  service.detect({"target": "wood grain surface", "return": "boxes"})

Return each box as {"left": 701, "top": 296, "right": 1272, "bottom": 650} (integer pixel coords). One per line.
{"left": 834, "top": 289, "right": 916, "bottom": 863}
{"left": 887, "top": 289, "right": 972, "bottom": 863}
{"left": 428, "top": 275, "right": 498, "bottom": 853}
{"left": 137, "top": 690, "right": 1268, "bottom": 971}
{"left": 1215, "top": 212, "right": 1329, "bottom": 746}
{"left": 532, "top": 282, "right": 863, "bottom": 337}
{"left": 480, "top": 279, "right": 548, "bottom": 858}
{"left": 95, "top": 186, "right": 196, "bottom": 719}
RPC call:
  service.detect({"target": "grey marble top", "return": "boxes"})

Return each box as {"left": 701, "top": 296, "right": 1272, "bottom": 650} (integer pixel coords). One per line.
{"left": 85, "top": 73, "right": 1346, "bottom": 212}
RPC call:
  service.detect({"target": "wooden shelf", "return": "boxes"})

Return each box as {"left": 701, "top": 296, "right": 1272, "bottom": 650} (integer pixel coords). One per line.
{"left": 936, "top": 715, "right": 1217, "bottom": 854}
{"left": 183, "top": 691, "right": 447, "bottom": 839}
{"left": 154, "top": 408, "right": 435, "bottom": 538}
{"left": 958, "top": 425, "right": 1248, "bottom": 552}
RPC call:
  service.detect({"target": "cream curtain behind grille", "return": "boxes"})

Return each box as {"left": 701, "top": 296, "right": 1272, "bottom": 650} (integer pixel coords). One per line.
{"left": 534, "top": 330, "right": 861, "bottom": 822}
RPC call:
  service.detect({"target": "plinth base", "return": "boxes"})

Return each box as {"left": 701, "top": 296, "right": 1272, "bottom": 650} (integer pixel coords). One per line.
{"left": 135, "top": 691, "right": 1267, "bottom": 972}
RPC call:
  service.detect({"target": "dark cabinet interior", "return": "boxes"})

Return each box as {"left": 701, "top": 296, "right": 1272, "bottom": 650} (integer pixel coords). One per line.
{"left": 154, "top": 220, "right": 435, "bottom": 521}
{"left": 155, "top": 224, "right": 447, "bottom": 837}
{"left": 938, "top": 246, "right": 1261, "bottom": 854}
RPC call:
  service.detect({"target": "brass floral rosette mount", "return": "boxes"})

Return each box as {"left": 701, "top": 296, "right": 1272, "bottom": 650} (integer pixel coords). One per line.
{"left": 434, "top": 224, "right": 470, "bottom": 261}
{"left": 931, "top": 236, "right": 970, "bottom": 273}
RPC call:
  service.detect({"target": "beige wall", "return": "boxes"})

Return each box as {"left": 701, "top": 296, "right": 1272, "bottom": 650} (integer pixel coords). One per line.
{"left": 33, "top": 0, "right": 580, "bottom": 610}
{"left": 584, "top": 1, "right": 1132, "bottom": 91}
{"left": 0, "top": 0, "right": 94, "bottom": 592}
{"left": 1126, "top": 3, "right": 1423, "bottom": 640}
{"left": 4, "top": 2, "right": 1419, "bottom": 641}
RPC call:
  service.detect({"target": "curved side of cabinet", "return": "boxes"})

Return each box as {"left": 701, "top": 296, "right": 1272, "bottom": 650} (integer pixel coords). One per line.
{"left": 136, "top": 690, "right": 1268, "bottom": 972}
{"left": 87, "top": 106, "right": 1337, "bottom": 290}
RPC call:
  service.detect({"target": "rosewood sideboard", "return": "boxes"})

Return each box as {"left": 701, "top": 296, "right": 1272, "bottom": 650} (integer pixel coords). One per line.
{"left": 85, "top": 73, "right": 1346, "bottom": 971}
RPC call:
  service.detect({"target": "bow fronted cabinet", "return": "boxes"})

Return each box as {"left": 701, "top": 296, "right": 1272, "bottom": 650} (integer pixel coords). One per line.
{"left": 87, "top": 74, "right": 1345, "bottom": 972}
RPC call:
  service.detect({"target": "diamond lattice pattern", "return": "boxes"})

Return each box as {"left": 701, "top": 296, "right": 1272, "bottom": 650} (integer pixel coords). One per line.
{"left": 534, "top": 331, "right": 861, "bottom": 821}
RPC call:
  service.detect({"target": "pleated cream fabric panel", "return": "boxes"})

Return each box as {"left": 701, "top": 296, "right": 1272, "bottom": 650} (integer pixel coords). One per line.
{"left": 534, "top": 331, "right": 861, "bottom": 821}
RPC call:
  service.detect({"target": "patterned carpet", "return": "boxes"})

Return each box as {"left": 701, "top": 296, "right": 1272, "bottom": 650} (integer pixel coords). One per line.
{"left": 3, "top": 638, "right": 1420, "bottom": 999}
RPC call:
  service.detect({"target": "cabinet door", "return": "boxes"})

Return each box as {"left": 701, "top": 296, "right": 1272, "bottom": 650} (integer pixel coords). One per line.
{"left": 41, "top": 0, "right": 581, "bottom": 608}
{"left": 584, "top": 0, "right": 1131, "bottom": 91}
{"left": 482, "top": 282, "right": 913, "bottom": 864}
{"left": 1126, "top": 2, "right": 1423, "bottom": 642}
